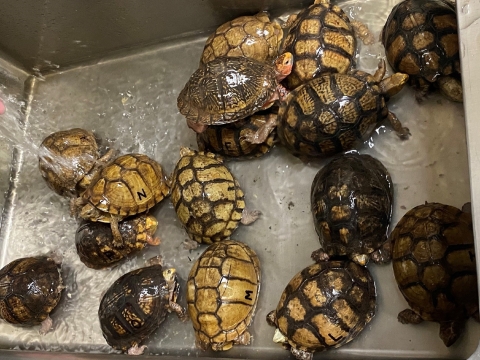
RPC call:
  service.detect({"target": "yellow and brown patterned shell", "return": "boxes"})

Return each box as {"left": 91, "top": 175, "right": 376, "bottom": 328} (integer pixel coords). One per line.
{"left": 273, "top": 260, "right": 375, "bottom": 353}
{"left": 186, "top": 240, "right": 261, "bottom": 350}
{"left": 170, "top": 148, "right": 245, "bottom": 244}
{"left": 82, "top": 153, "right": 169, "bottom": 218}
{"left": 390, "top": 203, "right": 478, "bottom": 322}
{"left": 201, "top": 12, "right": 283, "bottom": 64}
{"left": 282, "top": 2, "right": 356, "bottom": 89}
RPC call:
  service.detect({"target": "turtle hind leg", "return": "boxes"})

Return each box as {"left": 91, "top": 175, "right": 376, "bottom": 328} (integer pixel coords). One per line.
{"left": 370, "top": 240, "right": 392, "bottom": 264}
{"left": 311, "top": 249, "right": 330, "bottom": 263}
{"left": 241, "top": 208, "right": 261, "bottom": 225}
{"left": 291, "top": 347, "right": 313, "bottom": 360}
{"left": 234, "top": 331, "right": 251, "bottom": 346}
{"left": 351, "top": 20, "right": 375, "bottom": 45}
{"left": 387, "top": 111, "right": 410, "bottom": 139}
{"left": 439, "top": 319, "right": 466, "bottom": 347}
{"left": 398, "top": 309, "right": 423, "bottom": 324}
{"left": 242, "top": 113, "right": 277, "bottom": 144}
{"left": 39, "top": 316, "right": 53, "bottom": 335}
{"left": 110, "top": 215, "right": 123, "bottom": 247}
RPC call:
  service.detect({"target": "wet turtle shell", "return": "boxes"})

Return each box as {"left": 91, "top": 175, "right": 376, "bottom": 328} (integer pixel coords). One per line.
{"left": 186, "top": 240, "right": 261, "bottom": 351}
{"left": 311, "top": 153, "right": 393, "bottom": 266}
{"left": 282, "top": 0, "right": 357, "bottom": 89}
{"left": 267, "top": 260, "right": 376, "bottom": 360}
{"left": 98, "top": 264, "right": 186, "bottom": 354}
{"left": 75, "top": 214, "right": 160, "bottom": 270}
{"left": 381, "top": 0, "right": 461, "bottom": 101}
{"left": 390, "top": 202, "right": 479, "bottom": 347}
{"left": 201, "top": 11, "right": 283, "bottom": 65}
{"left": 0, "top": 256, "right": 63, "bottom": 330}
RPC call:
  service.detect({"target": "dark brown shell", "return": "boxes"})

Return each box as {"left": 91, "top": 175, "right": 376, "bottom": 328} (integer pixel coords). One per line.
{"left": 390, "top": 203, "right": 478, "bottom": 323}
{"left": 311, "top": 153, "right": 393, "bottom": 264}
{"left": 0, "top": 256, "right": 63, "bottom": 326}
{"left": 270, "top": 260, "right": 375, "bottom": 355}
{"left": 282, "top": 1, "right": 356, "bottom": 89}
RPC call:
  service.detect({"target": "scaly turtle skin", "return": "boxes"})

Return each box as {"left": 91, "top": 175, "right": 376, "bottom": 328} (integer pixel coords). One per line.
{"left": 170, "top": 147, "right": 259, "bottom": 245}
{"left": 267, "top": 260, "right": 376, "bottom": 360}
{"left": 0, "top": 256, "right": 63, "bottom": 334}
{"left": 75, "top": 214, "right": 160, "bottom": 270}
{"left": 311, "top": 153, "right": 393, "bottom": 266}
{"left": 381, "top": 0, "right": 462, "bottom": 102}
{"left": 98, "top": 263, "right": 187, "bottom": 355}
{"left": 390, "top": 203, "right": 479, "bottom": 347}
{"left": 201, "top": 11, "right": 283, "bottom": 65}
{"left": 186, "top": 240, "right": 261, "bottom": 351}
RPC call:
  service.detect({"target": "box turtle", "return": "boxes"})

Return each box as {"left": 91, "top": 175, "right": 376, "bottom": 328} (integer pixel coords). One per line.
{"left": 98, "top": 260, "right": 187, "bottom": 355}
{"left": 72, "top": 153, "right": 170, "bottom": 247}
{"left": 267, "top": 260, "right": 376, "bottom": 360}
{"left": 200, "top": 11, "right": 283, "bottom": 65}
{"left": 38, "top": 128, "right": 115, "bottom": 197}
{"left": 0, "top": 256, "right": 64, "bottom": 334}
{"left": 390, "top": 202, "right": 479, "bottom": 347}
{"left": 170, "top": 147, "right": 259, "bottom": 245}
{"left": 177, "top": 53, "right": 293, "bottom": 133}
{"left": 311, "top": 153, "right": 393, "bottom": 266}
{"left": 186, "top": 240, "right": 261, "bottom": 351}
{"left": 75, "top": 214, "right": 160, "bottom": 270}
{"left": 381, "top": 0, "right": 462, "bottom": 102}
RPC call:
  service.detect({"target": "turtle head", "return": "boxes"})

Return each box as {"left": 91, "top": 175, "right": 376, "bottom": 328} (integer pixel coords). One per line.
{"left": 163, "top": 268, "right": 177, "bottom": 284}
{"left": 80, "top": 203, "right": 101, "bottom": 221}
{"left": 379, "top": 72, "right": 409, "bottom": 98}
{"left": 274, "top": 52, "right": 294, "bottom": 82}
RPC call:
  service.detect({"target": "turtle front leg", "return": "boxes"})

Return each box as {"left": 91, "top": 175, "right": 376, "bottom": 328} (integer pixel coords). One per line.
{"left": 241, "top": 208, "right": 261, "bottom": 225}
{"left": 234, "top": 331, "right": 251, "bottom": 346}
{"left": 69, "top": 197, "right": 85, "bottom": 217}
{"left": 351, "top": 20, "right": 375, "bottom": 45}
{"left": 437, "top": 75, "right": 463, "bottom": 103}
{"left": 169, "top": 301, "right": 188, "bottom": 322}
{"left": 261, "top": 84, "right": 289, "bottom": 110}
{"left": 291, "top": 347, "right": 313, "bottom": 360}
{"left": 127, "top": 344, "right": 147, "bottom": 355}
{"left": 242, "top": 113, "right": 277, "bottom": 144}
{"left": 398, "top": 309, "right": 423, "bottom": 324}
{"left": 439, "top": 319, "right": 466, "bottom": 347}
{"left": 387, "top": 111, "right": 410, "bottom": 139}
{"left": 311, "top": 248, "right": 330, "bottom": 262}
{"left": 186, "top": 119, "right": 208, "bottom": 133}
{"left": 110, "top": 215, "right": 123, "bottom": 247}
{"left": 370, "top": 239, "right": 392, "bottom": 264}
{"left": 39, "top": 315, "right": 53, "bottom": 335}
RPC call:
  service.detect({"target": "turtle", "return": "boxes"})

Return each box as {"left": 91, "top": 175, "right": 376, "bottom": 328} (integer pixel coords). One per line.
{"left": 170, "top": 147, "right": 260, "bottom": 246}
{"left": 98, "top": 259, "right": 187, "bottom": 355}
{"left": 186, "top": 240, "right": 261, "bottom": 351}
{"left": 381, "top": 0, "right": 462, "bottom": 102}
{"left": 0, "top": 256, "right": 64, "bottom": 334}
{"left": 389, "top": 202, "right": 479, "bottom": 347}
{"left": 200, "top": 11, "right": 283, "bottom": 65}
{"left": 38, "top": 128, "right": 115, "bottom": 197}
{"left": 75, "top": 214, "right": 160, "bottom": 270}
{"left": 310, "top": 152, "right": 394, "bottom": 266}
{"left": 72, "top": 153, "right": 170, "bottom": 247}
{"left": 267, "top": 260, "right": 376, "bottom": 360}
{"left": 177, "top": 52, "right": 293, "bottom": 133}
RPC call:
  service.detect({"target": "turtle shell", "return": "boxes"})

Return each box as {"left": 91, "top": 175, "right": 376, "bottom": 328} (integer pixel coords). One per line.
{"left": 38, "top": 128, "right": 99, "bottom": 197}
{"left": 390, "top": 203, "right": 478, "bottom": 324}
{"left": 75, "top": 214, "right": 159, "bottom": 269}
{"left": 311, "top": 153, "right": 393, "bottom": 265}
{"left": 98, "top": 264, "right": 178, "bottom": 352}
{"left": 201, "top": 12, "right": 283, "bottom": 64}
{"left": 170, "top": 148, "right": 246, "bottom": 244}
{"left": 282, "top": 1, "right": 356, "bottom": 89}
{"left": 82, "top": 154, "right": 169, "bottom": 220}
{"left": 277, "top": 70, "right": 389, "bottom": 158}
{"left": 0, "top": 256, "right": 63, "bottom": 326}
{"left": 270, "top": 260, "right": 376, "bottom": 356}
{"left": 381, "top": 0, "right": 460, "bottom": 84}
{"left": 186, "top": 240, "right": 261, "bottom": 351}
{"left": 177, "top": 57, "right": 278, "bottom": 126}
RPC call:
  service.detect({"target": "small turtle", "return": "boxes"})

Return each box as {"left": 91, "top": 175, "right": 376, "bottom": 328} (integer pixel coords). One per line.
{"left": 75, "top": 214, "right": 160, "bottom": 270}
{"left": 267, "top": 260, "right": 376, "bottom": 360}
{"left": 72, "top": 153, "right": 170, "bottom": 247}
{"left": 170, "top": 147, "right": 259, "bottom": 246}
{"left": 186, "top": 240, "right": 261, "bottom": 351}
{"left": 98, "top": 259, "right": 187, "bottom": 355}
{"left": 177, "top": 53, "right": 293, "bottom": 133}
{"left": 381, "top": 0, "right": 462, "bottom": 102}
{"left": 390, "top": 202, "right": 479, "bottom": 347}
{"left": 0, "top": 256, "right": 64, "bottom": 334}
{"left": 311, "top": 153, "right": 394, "bottom": 266}
{"left": 38, "top": 128, "right": 115, "bottom": 197}
{"left": 200, "top": 11, "right": 283, "bottom": 65}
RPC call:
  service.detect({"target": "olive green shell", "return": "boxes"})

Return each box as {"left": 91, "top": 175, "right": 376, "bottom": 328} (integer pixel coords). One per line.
{"left": 39, "top": 128, "right": 99, "bottom": 197}
{"left": 282, "top": 1, "right": 356, "bottom": 89}
{"left": 270, "top": 260, "right": 375, "bottom": 354}
{"left": 186, "top": 240, "right": 261, "bottom": 351}
{"left": 170, "top": 148, "right": 246, "bottom": 244}
{"left": 277, "top": 70, "right": 389, "bottom": 158}
{"left": 201, "top": 12, "right": 283, "bottom": 64}
{"left": 390, "top": 203, "right": 478, "bottom": 323}
{"left": 0, "top": 256, "right": 63, "bottom": 326}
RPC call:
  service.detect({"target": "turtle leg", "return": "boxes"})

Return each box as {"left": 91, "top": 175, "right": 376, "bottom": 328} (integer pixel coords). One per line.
{"left": 370, "top": 239, "right": 392, "bottom": 264}
{"left": 186, "top": 119, "right": 207, "bottom": 133}
{"left": 351, "top": 20, "right": 375, "bottom": 45}
{"left": 398, "top": 309, "right": 423, "bottom": 324}
{"left": 169, "top": 301, "right": 188, "bottom": 321}
{"left": 39, "top": 316, "right": 53, "bottom": 335}
{"left": 311, "top": 248, "right": 330, "bottom": 262}
{"left": 146, "top": 234, "right": 161, "bottom": 246}
{"left": 110, "top": 216, "right": 123, "bottom": 247}
{"left": 241, "top": 208, "right": 261, "bottom": 225}
{"left": 183, "top": 238, "right": 200, "bottom": 250}
{"left": 436, "top": 75, "right": 463, "bottom": 103}
{"left": 242, "top": 113, "right": 277, "bottom": 144}
{"left": 234, "top": 331, "right": 251, "bottom": 346}
{"left": 69, "top": 196, "right": 85, "bottom": 217}
{"left": 387, "top": 111, "right": 410, "bottom": 139}
{"left": 414, "top": 78, "right": 431, "bottom": 103}
{"left": 283, "top": 13, "right": 297, "bottom": 29}
{"left": 79, "top": 148, "right": 117, "bottom": 190}
{"left": 439, "top": 319, "right": 465, "bottom": 347}
{"left": 127, "top": 344, "right": 147, "bottom": 355}
{"left": 291, "top": 347, "right": 313, "bottom": 360}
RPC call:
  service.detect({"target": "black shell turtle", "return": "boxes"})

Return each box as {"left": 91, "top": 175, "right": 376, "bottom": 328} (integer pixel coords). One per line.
{"left": 98, "top": 262, "right": 187, "bottom": 355}
{"left": 311, "top": 153, "right": 393, "bottom": 265}
{"left": 0, "top": 256, "right": 63, "bottom": 334}
{"left": 390, "top": 202, "right": 479, "bottom": 347}
{"left": 267, "top": 260, "right": 376, "bottom": 360}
